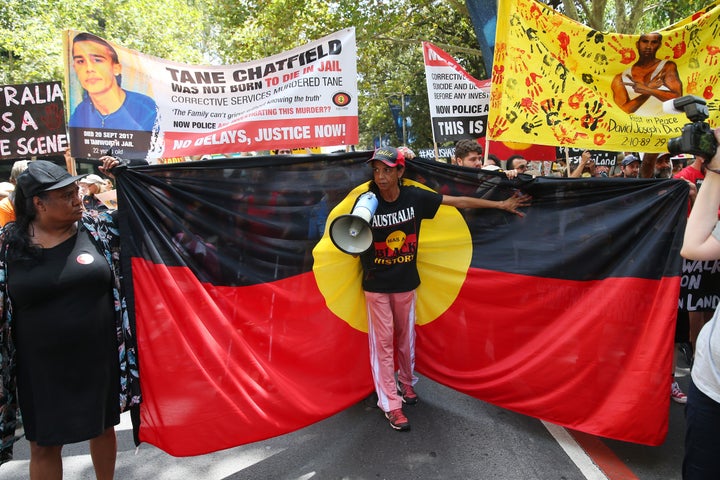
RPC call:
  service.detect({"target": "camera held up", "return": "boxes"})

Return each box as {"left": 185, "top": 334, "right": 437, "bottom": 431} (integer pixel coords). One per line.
{"left": 666, "top": 95, "right": 718, "bottom": 159}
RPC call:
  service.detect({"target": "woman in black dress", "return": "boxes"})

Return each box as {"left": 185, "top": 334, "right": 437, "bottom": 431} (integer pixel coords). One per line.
{"left": 0, "top": 159, "right": 140, "bottom": 479}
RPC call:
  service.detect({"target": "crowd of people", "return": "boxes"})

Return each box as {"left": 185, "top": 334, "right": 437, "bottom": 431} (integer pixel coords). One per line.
{"left": 0, "top": 137, "right": 718, "bottom": 478}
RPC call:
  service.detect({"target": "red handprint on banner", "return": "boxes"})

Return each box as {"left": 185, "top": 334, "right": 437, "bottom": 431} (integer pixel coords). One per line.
{"left": 511, "top": 52, "right": 530, "bottom": 74}
{"left": 705, "top": 45, "right": 720, "bottom": 66}
{"left": 40, "top": 103, "right": 64, "bottom": 130}
{"left": 551, "top": 122, "right": 588, "bottom": 144}
{"left": 515, "top": 97, "right": 539, "bottom": 115}
{"left": 490, "top": 115, "right": 510, "bottom": 137}
{"left": 558, "top": 32, "right": 571, "bottom": 58}
{"left": 528, "top": 2, "right": 551, "bottom": 31}
{"left": 703, "top": 75, "right": 718, "bottom": 99}
{"left": 593, "top": 133, "right": 608, "bottom": 146}
{"left": 493, "top": 64, "right": 505, "bottom": 85}
{"left": 490, "top": 88, "right": 503, "bottom": 109}
{"left": 495, "top": 42, "right": 507, "bottom": 64}
{"left": 664, "top": 31, "right": 687, "bottom": 59}
{"left": 687, "top": 72, "right": 700, "bottom": 94}
{"left": 607, "top": 35, "right": 636, "bottom": 65}
{"left": 568, "top": 86, "right": 593, "bottom": 109}
{"left": 525, "top": 72, "right": 544, "bottom": 98}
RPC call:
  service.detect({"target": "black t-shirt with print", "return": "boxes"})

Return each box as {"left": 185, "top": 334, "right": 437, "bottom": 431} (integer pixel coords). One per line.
{"left": 361, "top": 185, "right": 442, "bottom": 293}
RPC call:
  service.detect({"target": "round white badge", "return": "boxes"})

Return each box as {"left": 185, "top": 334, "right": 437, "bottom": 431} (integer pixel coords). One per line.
{"left": 76, "top": 253, "right": 95, "bottom": 265}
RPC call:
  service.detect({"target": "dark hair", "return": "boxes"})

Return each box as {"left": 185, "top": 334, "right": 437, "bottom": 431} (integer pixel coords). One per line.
{"left": 2, "top": 186, "right": 47, "bottom": 261}
{"left": 506, "top": 154, "right": 526, "bottom": 170}
{"left": 454, "top": 139, "right": 483, "bottom": 160}
{"left": 72, "top": 32, "right": 122, "bottom": 88}
{"left": 486, "top": 154, "right": 500, "bottom": 167}
{"left": 638, "top": 32, "right": 662, "bottom": 43}
{"left": 72, "top": 32, "right": 120, "bottom": 64}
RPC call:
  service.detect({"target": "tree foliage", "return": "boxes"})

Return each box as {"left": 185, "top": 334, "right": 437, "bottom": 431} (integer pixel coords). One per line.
{"left": 1, "top": 0, "right": 717, "bottom": 150}
{"left": 548, "top": 0, "right": 717, "bottom": 33}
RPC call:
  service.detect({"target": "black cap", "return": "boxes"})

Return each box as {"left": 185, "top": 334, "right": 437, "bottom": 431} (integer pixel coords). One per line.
{"left": 17, "top": 161, "right": 87, "bottom": 197}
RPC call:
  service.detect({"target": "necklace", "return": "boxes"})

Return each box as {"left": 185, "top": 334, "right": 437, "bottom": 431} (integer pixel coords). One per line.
{"left": 94, "top": 108, "right": 112, "bottom": 127}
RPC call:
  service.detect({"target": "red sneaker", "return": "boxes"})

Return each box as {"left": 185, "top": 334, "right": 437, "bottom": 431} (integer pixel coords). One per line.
{"left": 671, "top": 381, "right": 687, "bottom": 404}
{"left": 385, "top": 408, "right": 410, "bottom": 431}
{"left": 397, "top": 382, "right": 418, "bottom": 405}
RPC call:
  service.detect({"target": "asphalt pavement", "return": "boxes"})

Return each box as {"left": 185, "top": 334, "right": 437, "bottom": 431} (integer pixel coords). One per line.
{"left": 2, "top": 352, "right": 690, "bottom": 479}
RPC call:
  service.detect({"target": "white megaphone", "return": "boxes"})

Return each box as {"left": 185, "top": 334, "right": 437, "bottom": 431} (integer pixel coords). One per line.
{"left": 329, "top": 191, "right": 378, "bottom": 255}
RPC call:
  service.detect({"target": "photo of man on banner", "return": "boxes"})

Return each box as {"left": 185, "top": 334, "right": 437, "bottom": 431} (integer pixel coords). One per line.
{"left": 65, "top": 32, "right": 159, "bottom": 160}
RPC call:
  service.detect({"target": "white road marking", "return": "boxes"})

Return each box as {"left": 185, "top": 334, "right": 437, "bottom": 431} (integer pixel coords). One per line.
{"left": 542, "top": 420, "right": 609, "bottom": 480}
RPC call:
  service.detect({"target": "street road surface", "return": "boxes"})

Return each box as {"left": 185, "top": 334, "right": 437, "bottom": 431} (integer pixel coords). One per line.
{"left": 3, "top": 360, "right": 689, "bottom": 479}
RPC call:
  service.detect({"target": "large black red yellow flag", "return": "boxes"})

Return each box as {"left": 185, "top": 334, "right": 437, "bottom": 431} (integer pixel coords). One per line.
{"left": 116, "top": 152, "right": 687, "bottom": 454}
{"left": 490, "top": 0, "right": 720, "bottom": 152}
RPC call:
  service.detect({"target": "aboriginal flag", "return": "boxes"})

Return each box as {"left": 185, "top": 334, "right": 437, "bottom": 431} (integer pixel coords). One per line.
{"left": 116, "top": 151, "right": 687, "bottom": 455}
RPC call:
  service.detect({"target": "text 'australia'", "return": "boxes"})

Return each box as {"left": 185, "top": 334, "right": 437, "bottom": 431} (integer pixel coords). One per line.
{"left": 371, "top": 207, "right": 415, "bottom": 227}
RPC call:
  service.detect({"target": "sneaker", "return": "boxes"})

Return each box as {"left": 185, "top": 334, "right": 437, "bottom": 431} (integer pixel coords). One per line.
{"left": 671, "top": 381, "right": 687, "bottom": 404}
{"left": 385, "top": 408, "right": 410, "bottom": 431}
{"left": 397, "top": 381, "right": 419, "bottom": 405}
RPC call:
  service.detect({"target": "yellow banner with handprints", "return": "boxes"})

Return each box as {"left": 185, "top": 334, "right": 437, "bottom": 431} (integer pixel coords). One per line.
{"left": 490, "top": 0, "right": 720, "bottom": 153}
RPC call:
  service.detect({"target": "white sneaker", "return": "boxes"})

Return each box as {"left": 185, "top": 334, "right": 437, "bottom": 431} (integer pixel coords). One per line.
{"left": 671, "top": 381, "right": 687, "bottom": 404}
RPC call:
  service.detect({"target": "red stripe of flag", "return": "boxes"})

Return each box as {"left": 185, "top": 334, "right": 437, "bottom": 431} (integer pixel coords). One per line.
{"left": 132, "top": 260, "right": 372, "bottom": 456}
{"left": 416, "top": 268, "right": 676, "bottom": 445}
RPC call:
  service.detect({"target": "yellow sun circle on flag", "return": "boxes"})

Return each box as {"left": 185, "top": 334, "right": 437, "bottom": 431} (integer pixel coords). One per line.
{"left": 312, "top": 180, "right": 473, "bottom": 333}
{"left": 502, "top": 141, "right": 534, "bottom": 150}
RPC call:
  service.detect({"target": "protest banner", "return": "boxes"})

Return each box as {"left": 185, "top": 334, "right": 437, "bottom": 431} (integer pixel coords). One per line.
{"left": 679, "top": 258, "right": 720, "bottom": 314}
{"left": 423, "top": 42, "right": 556, "bottom": 162}
{"left": 63, "top": 29, "right": 358, "bottom": 162}
{"left": 558, "top": 147, "right": 619, "bottom": 167}
{"left": 491, "top": 0, "right": 720, "bottom": 153}
{"left": 423, "top": 41, "right": 490, "bottom": 144}
{"left": 0, "top": 81, "right": 68, "bottom": 160}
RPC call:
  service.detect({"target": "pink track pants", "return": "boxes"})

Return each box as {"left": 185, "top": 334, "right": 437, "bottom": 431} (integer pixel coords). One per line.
{"left": 364, "top": 290, "right": 418, "bottom": 412}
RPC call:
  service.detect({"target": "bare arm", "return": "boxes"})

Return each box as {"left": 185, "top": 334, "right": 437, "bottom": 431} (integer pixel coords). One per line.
{"left": 441, "top": 191, "right": 531, "bottom": 217}
{"left": 611, "top": 73, "right": 629, "bottom": 108}
{"left": 634, "top": 62, "right": 683, "bottom": 102}
{"left": 569, "top": 151, "right": 591, "bottom": 178}
{"left": 681, "top": 128, "right": 720, "bottom": 260}
{"left": 611, "top": 73, "right": 647, "bottom": 114}
{"left": 640, "top": 153, "right": 656, "bottom": 179}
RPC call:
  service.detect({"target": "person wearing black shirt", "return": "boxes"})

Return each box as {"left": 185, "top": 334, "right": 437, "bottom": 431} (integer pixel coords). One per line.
{"left": 359, "top": 146, "right": 530, "bottom": 431}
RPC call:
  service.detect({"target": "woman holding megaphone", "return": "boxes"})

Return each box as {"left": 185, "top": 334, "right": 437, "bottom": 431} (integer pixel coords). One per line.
{"left": 351, "top": 146, "right": 530, "bottom": 432}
